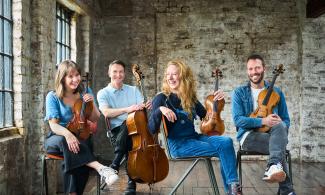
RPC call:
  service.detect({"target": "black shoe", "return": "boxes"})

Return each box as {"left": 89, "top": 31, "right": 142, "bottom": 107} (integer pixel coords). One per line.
{"left": 124, "top": 180, "right": 136, "bottom": 195}
{"left": 228, "top": 183, "right": 242, "bottom": 195}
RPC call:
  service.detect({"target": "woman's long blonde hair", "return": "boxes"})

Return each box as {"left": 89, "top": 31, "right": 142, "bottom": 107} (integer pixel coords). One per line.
{"left": 162, "top": 60, "right": 198, "bottom": 117}
{"left": 55, "top": 60, "right": 83, "bottom": 99}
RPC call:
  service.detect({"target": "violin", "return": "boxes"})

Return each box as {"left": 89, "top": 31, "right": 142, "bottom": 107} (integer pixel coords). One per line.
{"left": 126, "top": 64, "right": 169, "bottom": 184}
{"left": 66, "top": 73, "right": 97, "bottom": 140}
{"left": 200, "top": 68, "right": 225, "bottom": 136}
{"left": 250, "top": 64, "right": 285, "bottom": 132}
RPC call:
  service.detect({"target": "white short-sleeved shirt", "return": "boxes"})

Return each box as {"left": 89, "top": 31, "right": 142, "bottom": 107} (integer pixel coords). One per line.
{"left": 97, "top": 84, "right": 143, "bottom": 129}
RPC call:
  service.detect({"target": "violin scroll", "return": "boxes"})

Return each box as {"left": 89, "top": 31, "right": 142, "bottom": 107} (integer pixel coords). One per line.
{"left": 212, "top": 68, "right": 223, "bottom": 79}
{"left": 132, "top": 64, "right": 144, "bottom": 86}
{"left": 273, "top": 64, "right": 285, "bottom": 76}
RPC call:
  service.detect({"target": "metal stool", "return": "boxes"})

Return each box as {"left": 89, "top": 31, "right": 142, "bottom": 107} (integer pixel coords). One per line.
{"left": 161, "top": 117, "right": 220, "bottom": 195}
{"left": 236, "top": 146, "right": 293, "bottom": 194}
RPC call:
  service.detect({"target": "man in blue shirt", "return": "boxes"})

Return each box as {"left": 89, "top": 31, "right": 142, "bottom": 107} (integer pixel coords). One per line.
{"left": 231, "top": 54, "right": 295, "bottom": 195}
{"left": 97, "top": 60, "right": 151, "bottom": 195}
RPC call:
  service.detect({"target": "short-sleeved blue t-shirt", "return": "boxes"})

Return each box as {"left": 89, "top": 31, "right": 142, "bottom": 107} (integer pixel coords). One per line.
{"left": 97, "top": 84, "right": 143, "bottom": 129}
{"left": 44, "top": 88, "right": 96, "bottom": 130}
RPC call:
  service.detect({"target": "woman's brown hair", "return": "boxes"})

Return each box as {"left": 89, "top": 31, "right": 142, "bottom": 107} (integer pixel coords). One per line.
{"left": 55, "top": 60, "right": 83, "bottom": 98}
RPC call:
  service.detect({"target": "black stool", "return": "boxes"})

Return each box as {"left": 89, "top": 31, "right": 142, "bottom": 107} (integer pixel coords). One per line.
{"left": 236, "top": 146, "right": 293, "bottom": 194}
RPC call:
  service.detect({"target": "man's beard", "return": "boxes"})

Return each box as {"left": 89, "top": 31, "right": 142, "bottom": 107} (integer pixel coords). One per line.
{"left": 249, "top": 71, "right": 264, "bottom": 85}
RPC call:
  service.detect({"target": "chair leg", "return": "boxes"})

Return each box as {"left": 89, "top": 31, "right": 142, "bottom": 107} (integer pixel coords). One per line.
{"left": 287, "top": 151, "right": 293, "bottom": 185}
{"left": 100, "top": 180, "right": 106, "bottom": 190}
{"left": 169, "top": 159, "right": 201, "bottom": 195}
{"left": 97, "top": 172, "right": 101, "bottom": 195}
{"left": 41, "top": 155, "right": 48, "bottom": 195}
{"left": 238, "top": 152, "right": 243, "bottom": 193}
{"left": 205, "top": 158, "right": 220, "bottom": 195}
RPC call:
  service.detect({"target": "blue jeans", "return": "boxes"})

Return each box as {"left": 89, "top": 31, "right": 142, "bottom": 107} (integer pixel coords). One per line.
{"left": 242, "top": 122, "right": 294, "bottom": 194}
{"left": 168, "top": 134, "right": 239, "bottom": 190}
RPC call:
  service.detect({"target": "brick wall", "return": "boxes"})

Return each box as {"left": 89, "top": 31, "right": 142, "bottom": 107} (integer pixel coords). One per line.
{"left": 0, "top": 0, "right": 97, "bottom": 194}
{"left": 301, "top": 13, "right": 325, "bottom": 162}
{"left": 1, "top": 0, "right": 324, "bottom": 194}
{"left": 92, "top": 0, "right": 324, "bottom": 162}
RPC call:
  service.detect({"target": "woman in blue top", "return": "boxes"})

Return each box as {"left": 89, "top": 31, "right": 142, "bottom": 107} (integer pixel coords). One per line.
{"left": 148, "top": 60, "right": 241, "bottom": 195}
{"left": 44, "top": 60, "right": 118, "bottom": 195}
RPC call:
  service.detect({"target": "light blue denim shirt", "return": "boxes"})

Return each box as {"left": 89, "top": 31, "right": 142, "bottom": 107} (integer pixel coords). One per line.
{"left": 231, "top": 81, "right": 290, "bottom": 140}
{"left": 97, "top": 84, "right": 143, "bottom": 129}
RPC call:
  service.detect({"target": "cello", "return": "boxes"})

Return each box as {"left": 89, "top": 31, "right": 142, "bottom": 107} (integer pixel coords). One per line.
{"left": 126, "top": 64, "right": 169, "bottom": 184}
{"left": 250, "top": 64, "right": 285, "bottom": 132}
{"left": 66, "top": 73, "right": 97, "bottom": 140}
{"left": 200, "top": 68, "right": 225, "bottom": 136}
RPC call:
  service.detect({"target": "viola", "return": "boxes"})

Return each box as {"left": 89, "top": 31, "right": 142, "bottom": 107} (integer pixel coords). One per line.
{"left": 250, "top": 64, "right": 285, "bottom": 132}
{"left": 126, "top": 64, "right": 169, "bottom": 184}
{"left": 67, "top": 73, "right": 97, "bottom": 140}
{"left": 200, "top": 68, "right": 225, "bottom": 136}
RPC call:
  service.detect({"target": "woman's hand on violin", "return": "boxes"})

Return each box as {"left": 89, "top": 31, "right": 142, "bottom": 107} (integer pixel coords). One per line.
{"left": 262, "top": 114, "right": 282, "bottom": 127}
{"left": 83, "top": 93, "right": 101, "bottom": 121}
{"left": 83, "top": 93, "right": 94, "bottom": 103}
{"left": 160, "top": 106, "right": 177, "bottom": 123}
{"left": 65, "top": 132, "right": 80, "bottom": 154}
{"left": 213, "top": 89, "right": 225, "bottom": 101}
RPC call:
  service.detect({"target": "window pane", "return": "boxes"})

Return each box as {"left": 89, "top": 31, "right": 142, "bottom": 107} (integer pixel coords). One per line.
{"left": 62, "top": 20, "right": 65, "bottom": 44}
{"left": 4, "top": 56, "right": 11, "bottom": 89}
{"left": 61, "top": 9, "right": 64, "bottom": 20}
{"left": 0, "top": 93, "right": 3, "bottom": 128}
{"left": 66, "top": 48, "right": 71, "bottom": 59}
{"left": 4, "top": 0, "right": 11, "bottom": 19}
{"left": 4, "top": 92, "right": 13, "bottom": 126}
{"left": 0, "top": 19, "right": 3, "bottom": 53}
{"left": 0, "top": 55, "right": 3, "bottom": 89}
{"left": 62, "top": 46, "right": 66, "bottom": 60}
{"left": 56, "top": 4, "right": 71, "bottom": 67}
{"left": 0, "top": 0, "right": 12, "bottom": 128}
{"left": 4, "top": 20, "right": 12, "bottom": 55}
{"left": 0, "top": 0, "right": 3, "bottom": 16}
{"left": 56, "top": 5, "right": 60, "bottom": 17}
{"left": 65, "top": 22, "right": 69, "bottom": 45}
{"left": 56, "top": 18, "right": 61, "bottom": 42}
{"left": 56, "top": 43, "right": 60, "bottom": 65}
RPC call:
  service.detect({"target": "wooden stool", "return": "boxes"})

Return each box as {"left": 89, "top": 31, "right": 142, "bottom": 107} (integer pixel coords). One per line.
{"left": 41, "top": 153, "right": 101, "bottom": 195}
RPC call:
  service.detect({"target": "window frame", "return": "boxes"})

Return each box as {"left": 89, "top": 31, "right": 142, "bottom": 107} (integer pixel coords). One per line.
{"left": 0, "top": 0, "right": 13, "bottom": 129}
{"left": 56, "top": 4, "right": 72, "bottom": 65}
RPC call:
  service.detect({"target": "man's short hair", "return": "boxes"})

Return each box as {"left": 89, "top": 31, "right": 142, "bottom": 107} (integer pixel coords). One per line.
{"left": 109, "top": 60, "right": 126, "bottom": 69}
{"left": 247, "top": 53, "right": 265, "bottom": 66}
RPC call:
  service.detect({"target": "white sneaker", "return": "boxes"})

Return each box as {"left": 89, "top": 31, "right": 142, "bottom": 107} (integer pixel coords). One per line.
{"left": 262, "top": 162, "right": 286, "bottom": 183}
{"left": 98, "top": 166, "right": 119, "bottom": 186}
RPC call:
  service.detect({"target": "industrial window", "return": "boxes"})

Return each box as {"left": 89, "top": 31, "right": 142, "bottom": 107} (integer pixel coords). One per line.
{"left": 0, "top": 0, "right": 13, "bottom": 128}
{"left": 56, "top": 4, "right": 71, "bottom": 65}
